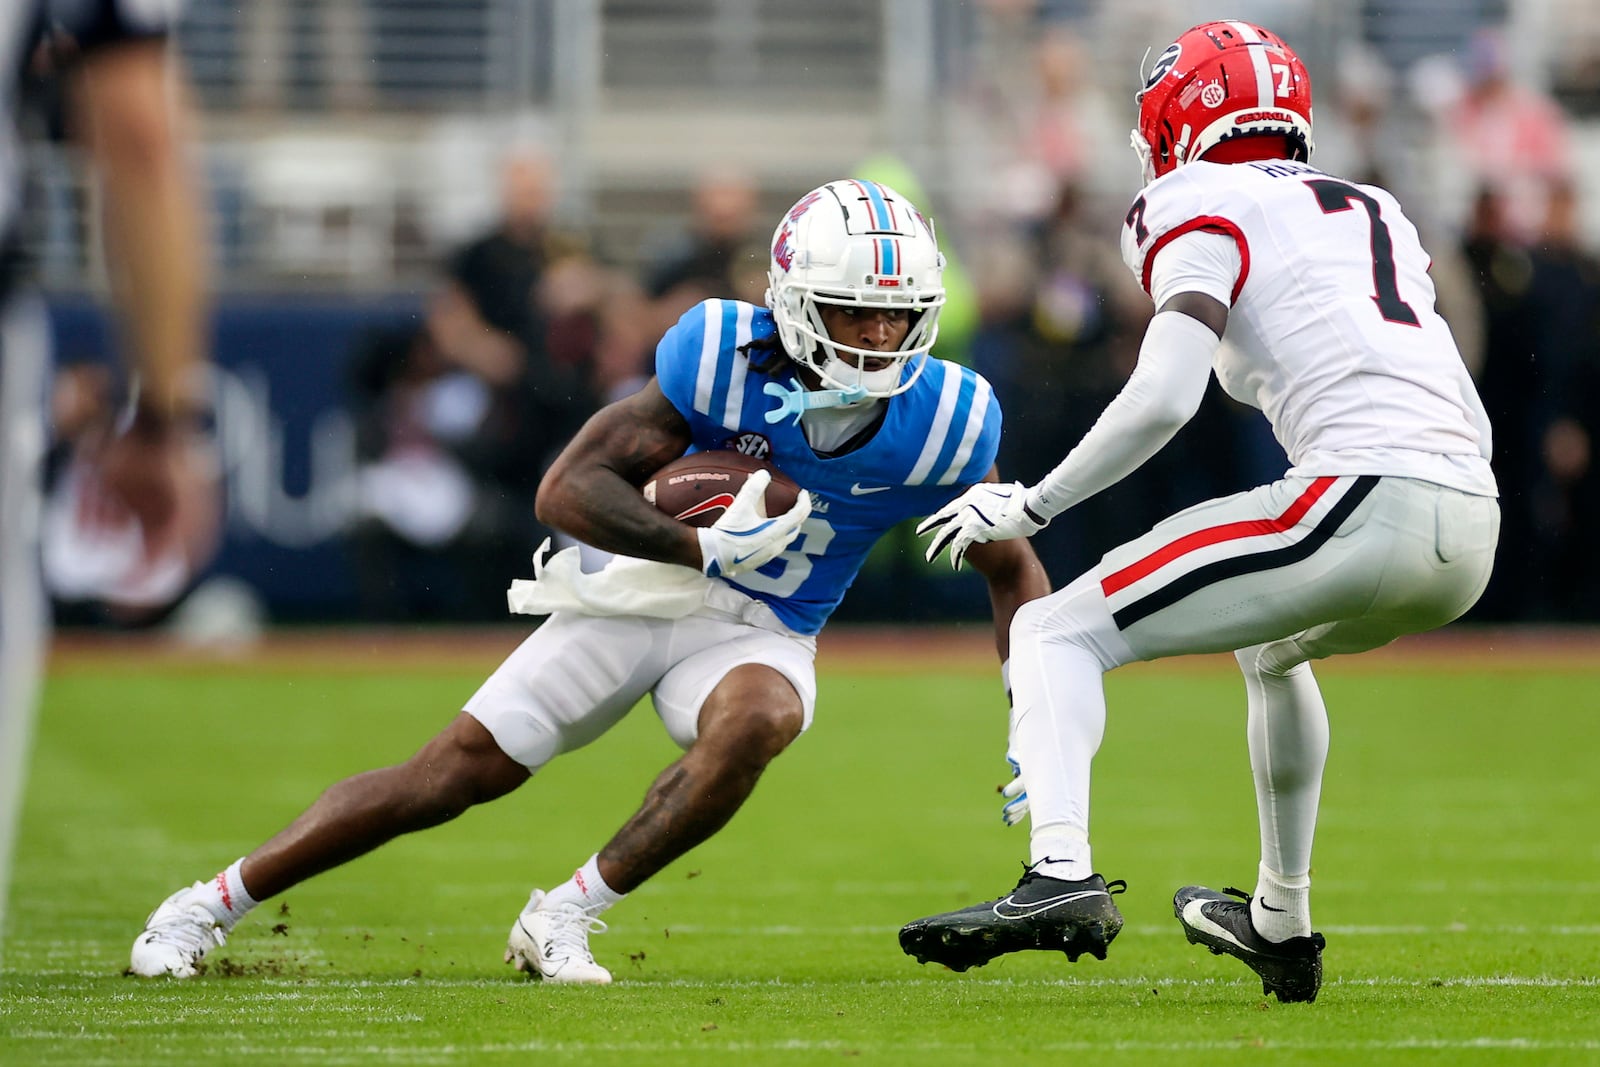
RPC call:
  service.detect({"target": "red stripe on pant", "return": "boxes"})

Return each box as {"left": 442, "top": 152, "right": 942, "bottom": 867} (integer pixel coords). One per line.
{"left": 1101, "top": 476, "right": 1340, "bottom": 598}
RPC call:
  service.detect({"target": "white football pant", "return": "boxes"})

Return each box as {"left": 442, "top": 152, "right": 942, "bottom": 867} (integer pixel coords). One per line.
{"left": 1008, "top": 474, "right": 1499, "bottom": 881}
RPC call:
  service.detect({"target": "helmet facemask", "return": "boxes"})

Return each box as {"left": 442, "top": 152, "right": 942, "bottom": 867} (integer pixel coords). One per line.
{"left": 776, "top": 286, "right": 941, "bottom": 400}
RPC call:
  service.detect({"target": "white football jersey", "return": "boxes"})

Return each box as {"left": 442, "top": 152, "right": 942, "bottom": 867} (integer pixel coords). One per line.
{"left": 1120, "top": 159, "right": 1497, "bottom": 496}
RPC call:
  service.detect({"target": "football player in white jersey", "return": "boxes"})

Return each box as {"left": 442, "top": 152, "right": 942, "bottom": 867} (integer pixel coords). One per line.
{"left": 129, "top": 179, "right": 1050, "bottom": 983}
{"left": 899, "top": 21, "right": 1499, "bottom": 1003}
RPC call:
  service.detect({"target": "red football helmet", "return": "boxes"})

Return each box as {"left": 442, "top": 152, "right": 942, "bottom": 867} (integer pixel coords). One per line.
{"left": 1131, "top": 21, "right": 1314, "bottom": 185}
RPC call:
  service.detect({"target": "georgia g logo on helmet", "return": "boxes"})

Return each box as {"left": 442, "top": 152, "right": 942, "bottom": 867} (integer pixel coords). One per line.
{"left": 1143, "top": 42, "right": 1182, "bottom": 93}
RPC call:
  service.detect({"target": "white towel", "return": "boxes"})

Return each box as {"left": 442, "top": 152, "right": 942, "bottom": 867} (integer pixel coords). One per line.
{"left": 506, "top": 539, "right": 714, "bottom": 619}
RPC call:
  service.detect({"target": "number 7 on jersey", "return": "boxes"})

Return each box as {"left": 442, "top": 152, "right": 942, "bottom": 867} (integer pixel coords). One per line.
{"left": 1304, "top": 179, "right": 1421, "bottom": 327}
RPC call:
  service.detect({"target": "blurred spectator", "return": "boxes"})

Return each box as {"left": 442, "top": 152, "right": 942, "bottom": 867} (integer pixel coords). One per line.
{"left": 345, "top": 149, "right": 605, "bottom": 621}
{"left": 641, "top": 168, "right": 767, "bottom": 320}
{"left": 970, "top": 181, "right": 1158, "bottom": 580}
{"left": 446, "top": 150, "right": 572, "bottom": 356}
{"left": 1013, "top": 29, "right": 1111, "bottom": 210}
{"left": 1460, "top": 187, "right": 1538, "bottom": 620}
{"left": 1523, "top": 179, "right": 1600, "bottom": 618}
{"left": 1438, "top": 29, "right": 1573, "bottom": 244}
{"left": 346, "top": 294, "right": 574, "bottom": 622}
{"left": 1458, "top": 180, "right": 1600, "bottom": 621}
{"left": 1312, "top": 44, "right": 1400, "bottom": 189}
{"left": 959, "top": 17, "right": 1120, "bottom": 226}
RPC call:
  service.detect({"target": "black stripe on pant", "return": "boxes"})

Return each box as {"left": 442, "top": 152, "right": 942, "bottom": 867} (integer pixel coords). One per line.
{"left": 1111, "top": 476, "right": 1381, "bottom": 630}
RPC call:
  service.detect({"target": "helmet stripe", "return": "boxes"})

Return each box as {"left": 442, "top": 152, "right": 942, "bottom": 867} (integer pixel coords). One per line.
{"left": 1227, "top": 21, "right": 1276, "bottom": 109}
{"left": 877, "top": 238, "right": 898, "bottom": 275}
{"left": 855, "top": 180, "right": 896, "bottom": 231}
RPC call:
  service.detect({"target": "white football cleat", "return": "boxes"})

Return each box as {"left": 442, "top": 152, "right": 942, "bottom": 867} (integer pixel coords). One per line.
{"left": 505, "top": 889, "right": 613, "bottom": 985}
{"left": 129, "top": 882, "right": 227, "bottom": 977}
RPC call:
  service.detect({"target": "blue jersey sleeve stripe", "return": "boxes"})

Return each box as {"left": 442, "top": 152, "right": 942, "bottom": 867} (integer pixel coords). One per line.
{"left": 925, "top": 369, "right": 977, "bottom": 485}
{"left": 719, "top": 302, "right": 754, "bottom": 427}
{"left": 693, "top": 299, "right": 725, "bottom": 417}
{"left": 964, "top": 377, "right": 1002, "bottom": 482}
{"left": 906, "top": 364, "right": 964, "bottom": 484}
{"left": 938, "top": 374, "right": 996, "bottom": 485}
{"left": 705, "top": 300, "right": 743, "bottom": 425}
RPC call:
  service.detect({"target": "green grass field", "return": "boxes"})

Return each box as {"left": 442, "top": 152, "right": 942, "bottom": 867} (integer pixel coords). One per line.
{"left": 3, "top": 633, "right": 1598, "bottom": 1065}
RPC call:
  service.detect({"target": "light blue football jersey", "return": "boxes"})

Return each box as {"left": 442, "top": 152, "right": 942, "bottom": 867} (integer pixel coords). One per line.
{"left": 655, "top": 299, "right": 1001, "bottom": 635}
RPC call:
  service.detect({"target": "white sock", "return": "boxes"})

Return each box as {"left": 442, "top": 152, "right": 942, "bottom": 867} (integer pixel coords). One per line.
{"left": 192, "top": 858, "right": 258, "bottom": 930}
{"left": 542, "top": 854, "right": 626, "bottom": 914}
{"left": 1252, "top": 863, "right": 1312, "bottom": 941}
{"left": 1029, "top": 826, "right": 1093, "bottom": 882}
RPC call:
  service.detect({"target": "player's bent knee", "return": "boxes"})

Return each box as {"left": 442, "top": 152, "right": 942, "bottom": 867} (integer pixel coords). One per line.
{"left": 697, "top": 672, "right": 805, "bottom": 765}
{"left": 1012, "top": 573, "right": 1120, "bottom": 662}
{"left": 713, "top": 703, "right": 803, "bottom": 763}
{"left": 405, "top": 714, "right": 530, "bottom": 819}
{"left": 1236, "top": 640, "right": 1311, "bottom": 678}
{"left": 1011, "top": 595, "right": 1056, "bottom": 644}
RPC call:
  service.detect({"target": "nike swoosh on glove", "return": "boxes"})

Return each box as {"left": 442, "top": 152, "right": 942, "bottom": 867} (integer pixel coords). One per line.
{"left": 916, "top": 481, "right": 1048, "bottom": 570}
{"left": 696, "top": 469, "right": 812, "bottom": 579}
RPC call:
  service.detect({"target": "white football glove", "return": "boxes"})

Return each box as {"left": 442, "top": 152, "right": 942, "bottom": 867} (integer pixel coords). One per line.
{"left": 696, "top": 470, "right": 812, "bottom": 579}
{"left": 917, "top": 481, "right": 1049, "bottom": 570}
{"left": 1000, "top": 755, "right": 1030, "bottom": 827}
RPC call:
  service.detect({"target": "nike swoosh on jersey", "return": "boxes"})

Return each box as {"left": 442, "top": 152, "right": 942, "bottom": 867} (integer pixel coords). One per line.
{"left": 991, "top": 889, "right": 1107, "bottom": 919}
{"left": 849, "top": 483, "right": 892, "bottom": 495}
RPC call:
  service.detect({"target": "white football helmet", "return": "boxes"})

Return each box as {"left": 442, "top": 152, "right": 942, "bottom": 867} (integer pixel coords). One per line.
{"left": 765, "top": 179, "right": 945, "bottom": 398}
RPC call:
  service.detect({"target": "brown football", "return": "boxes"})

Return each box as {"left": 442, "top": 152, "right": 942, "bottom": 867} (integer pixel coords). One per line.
{"left": 642, "top": 450, "right": 802, "bottom": 528}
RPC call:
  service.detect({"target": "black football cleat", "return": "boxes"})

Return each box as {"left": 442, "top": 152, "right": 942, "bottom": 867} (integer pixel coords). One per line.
{"left": 1173, "top": 885, "right": 1326, "bottom": 1003}
{"left": 899, "top": 867, "right": 1126, "bottom": 972}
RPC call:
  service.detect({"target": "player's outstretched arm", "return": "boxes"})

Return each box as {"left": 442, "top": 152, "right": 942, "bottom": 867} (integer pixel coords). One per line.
{"left": 1023, "top": 292, "right": 1225, "bottom": 520}
{"left": 537, "top": 377, "right": 728, "bottom": 569}
{"left": 919, "top": 293, "right": 1224, "bottom": 570}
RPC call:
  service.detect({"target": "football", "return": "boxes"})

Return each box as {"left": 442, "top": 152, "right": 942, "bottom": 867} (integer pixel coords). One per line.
{"left": 642, "top": 450, "right": 802, "bottom": 528}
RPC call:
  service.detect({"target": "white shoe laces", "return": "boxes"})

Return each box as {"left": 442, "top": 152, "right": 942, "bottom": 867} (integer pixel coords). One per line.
{"left": 543, "top": 904, "right": 607, "bottom": 963}
{"left": 143, "top": 902, "right": 226, "bottom": 960}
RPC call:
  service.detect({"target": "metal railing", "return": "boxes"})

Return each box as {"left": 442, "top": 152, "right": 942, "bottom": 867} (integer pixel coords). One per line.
{"left": 25, "top": 0, "right": 1596, "bottom": 291}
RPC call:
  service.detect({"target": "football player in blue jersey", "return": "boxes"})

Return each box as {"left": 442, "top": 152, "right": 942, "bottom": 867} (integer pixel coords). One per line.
{"left": 131, "top": 179, "right": 1050, "bottom": 983}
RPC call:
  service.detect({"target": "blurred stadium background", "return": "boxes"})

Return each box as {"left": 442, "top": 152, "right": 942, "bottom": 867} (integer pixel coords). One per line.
{"left": 22, "top": 0, "right": 1600, "bottom": 637}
